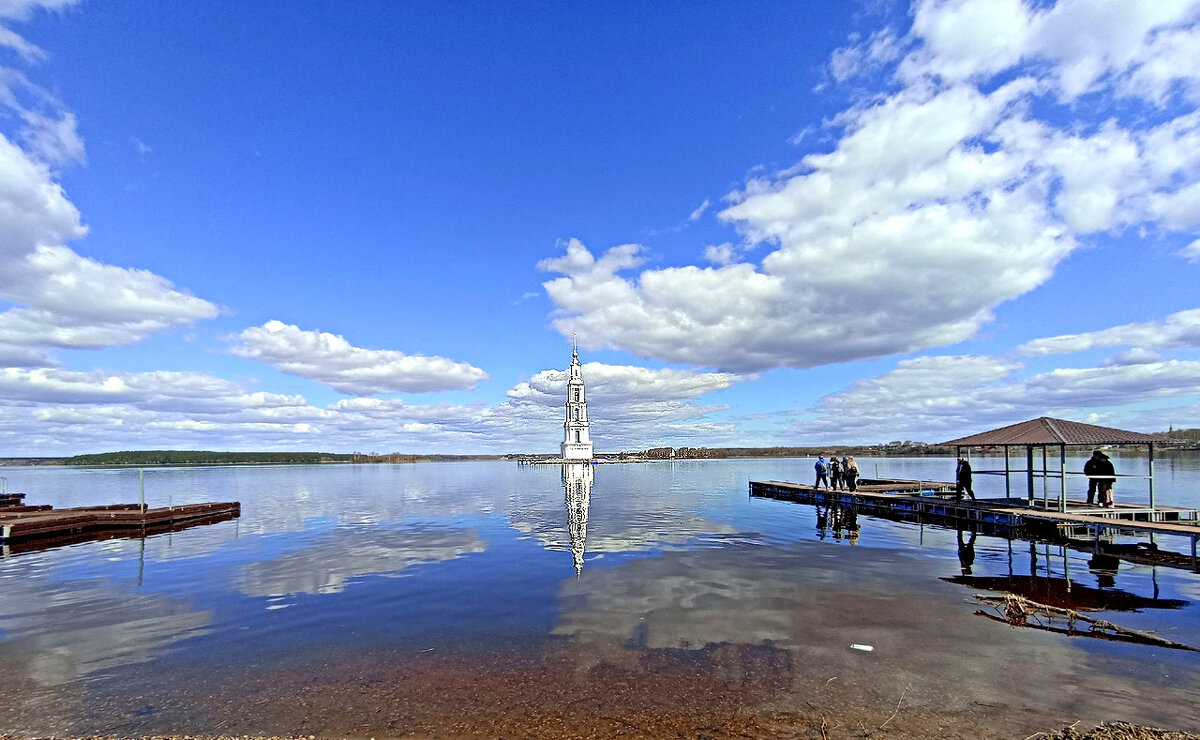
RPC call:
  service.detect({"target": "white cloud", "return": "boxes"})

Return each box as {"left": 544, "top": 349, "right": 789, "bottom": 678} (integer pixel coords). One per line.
{"left": 793, "top": 353, "right": 1200, "bottom": 443}
{"left": 702, "top": 242, "right": 736, "bottom": 266}
{"left": 0, "top": 122, "right": 215, "bottom": 366}
{"left": 128, "top": 135, "right": 151, "bottom": 156}
{"left": 18, "top": 109, "right": 83, "bottom": 165}
{"left": 0, "top": 355, "right": 747, "bottom": 455}
{"left": 0, "top": 2, "right": 217, "bottom": 366}
{"left": 900, "top": 0, "right": 1200, "bottom": 103}
{"left": 230, "top": 320, "right": 489, "bottom": 395}
{"left": 0, "top": 367, "right": 302, "bottom": 408}
{"left": 1183, "top": 238, "right": 1200, "bottom": 261}
{"left": 539, "top": 1, "right": 1200, "bottom": 374}
{"left": 828, "top": 28, "right": 903, "bottom": 83}
{"left": 0, "top": 0, "right": 78, "bottom": 63}
{"left": 503, "top": 361, "right": 744, "bottom": 447}
{"left": 688, "top": 198, "right": 710, "bottom": 221}
{"left": 1019, "top": 308, "right": 1200, "bottom": 355}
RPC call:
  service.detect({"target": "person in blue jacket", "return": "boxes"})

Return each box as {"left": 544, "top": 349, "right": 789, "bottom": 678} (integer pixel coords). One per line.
{"left": 814, "top": 456, "right": 830, "bottom": 489}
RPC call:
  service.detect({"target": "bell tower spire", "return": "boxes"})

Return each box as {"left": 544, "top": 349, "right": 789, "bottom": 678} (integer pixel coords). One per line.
{"left": 561, "top": 341, "right": 594, "bottom": 460}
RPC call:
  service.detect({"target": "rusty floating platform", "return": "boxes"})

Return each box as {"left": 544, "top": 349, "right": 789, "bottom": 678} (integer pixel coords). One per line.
{"left": 0, "top": 493, "right": 240, "bottom": 553}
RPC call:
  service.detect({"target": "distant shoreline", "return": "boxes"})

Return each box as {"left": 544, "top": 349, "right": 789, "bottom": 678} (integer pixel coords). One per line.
{"left": 1, "top": 445, "right": 1196, "bottom": 468}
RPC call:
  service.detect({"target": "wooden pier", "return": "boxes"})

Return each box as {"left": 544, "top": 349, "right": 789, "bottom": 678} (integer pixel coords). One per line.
{"left": 1, "top": 493, "right": 240, "bottom": 554}
{"left": 750, "top": 478, "right": 1200, "bottom": 570}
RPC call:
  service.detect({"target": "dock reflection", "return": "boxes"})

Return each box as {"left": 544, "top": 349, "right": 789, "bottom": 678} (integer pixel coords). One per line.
{"left": 796, "top": 499, "right": 1192, "bottom": 629}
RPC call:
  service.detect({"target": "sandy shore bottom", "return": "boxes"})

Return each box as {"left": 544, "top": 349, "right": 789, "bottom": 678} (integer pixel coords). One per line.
{"left": 3, "top": 640, "right": 1198, "bottom": 740}
{"left": 2, "top": 547, "right": 1197, "bottom": 739}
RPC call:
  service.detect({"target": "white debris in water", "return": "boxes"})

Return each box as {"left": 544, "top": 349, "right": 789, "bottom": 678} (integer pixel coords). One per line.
{"left": 850, "top": 643, "right": 874, "bottom": 652}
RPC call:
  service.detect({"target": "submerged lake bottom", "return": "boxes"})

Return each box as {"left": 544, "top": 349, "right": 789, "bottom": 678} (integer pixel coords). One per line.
{"left": 1, "top": 458, "right": 1198, "bottom": 738}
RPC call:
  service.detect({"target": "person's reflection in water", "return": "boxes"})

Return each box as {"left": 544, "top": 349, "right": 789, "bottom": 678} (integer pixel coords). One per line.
{"left": 815, "top": 506, "right": 828, "bottom": 540}
{"left": 1089, "top": 552, "right": 1120, "bottom": 589}
{"left": 843, "top": 506, "right": 860, "bottom": 544}
{"left": 957, "top": 525, "right": 977, "bottom": 576}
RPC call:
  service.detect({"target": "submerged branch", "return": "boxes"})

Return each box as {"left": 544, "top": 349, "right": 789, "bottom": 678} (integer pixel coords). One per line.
{"left": 974, "top": 594, "right": 1200, "bottom": 652}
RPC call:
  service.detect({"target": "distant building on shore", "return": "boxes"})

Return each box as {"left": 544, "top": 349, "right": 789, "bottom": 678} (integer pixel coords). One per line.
{"left": 561, "top": 343, "right": 594, "bottom": 460}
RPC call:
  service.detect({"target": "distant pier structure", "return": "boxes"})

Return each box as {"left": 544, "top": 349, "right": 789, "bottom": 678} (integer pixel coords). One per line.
{"left": 561, "top": 342, "right": 594, "bottom": 460}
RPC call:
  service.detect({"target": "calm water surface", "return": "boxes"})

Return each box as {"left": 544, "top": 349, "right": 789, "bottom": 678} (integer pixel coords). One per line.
{"left": 1, "top": 455, "right": 1198, "bottom": 737}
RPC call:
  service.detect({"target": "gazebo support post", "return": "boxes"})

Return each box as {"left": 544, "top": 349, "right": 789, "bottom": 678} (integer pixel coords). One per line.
{"left": 1042, "top": 445, "right": 1049, "bottom": 508}
{"left": 1148, "top": 442, "right": 1156, "bottom": 511}
{"left": 1058, "top": 444, "right": 1066, "bottom": 513}
{"left": 1026, "top": 446, "right": 1035, "bottom": 504}
{"left": 1004, "top": 446, "right": 1011, "bottom": 500}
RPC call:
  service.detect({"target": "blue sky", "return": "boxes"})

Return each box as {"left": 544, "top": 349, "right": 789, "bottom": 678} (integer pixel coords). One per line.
{"left": 1, "top": 0, "right": 1199, "bottom": 456}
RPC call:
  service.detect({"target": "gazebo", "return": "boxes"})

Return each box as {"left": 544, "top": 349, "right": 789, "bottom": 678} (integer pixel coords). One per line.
{"left": 941, "top": 417, "right": 1174, "bottom": 516}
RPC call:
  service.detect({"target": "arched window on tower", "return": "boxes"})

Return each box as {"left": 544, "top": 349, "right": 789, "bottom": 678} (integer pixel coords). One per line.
{"left": 575, "top": 430, "right": 581, "bottom": 443}
{"left": 573, "top": 389, "right": 580, "bottom": 402}
{"left": 573, "top": 407, "right": 579, "bottom": 420}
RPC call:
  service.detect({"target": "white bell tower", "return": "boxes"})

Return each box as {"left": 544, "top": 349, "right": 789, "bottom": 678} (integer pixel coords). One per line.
{"left": 561, "top": 340, "right": 594, "bottom": 460}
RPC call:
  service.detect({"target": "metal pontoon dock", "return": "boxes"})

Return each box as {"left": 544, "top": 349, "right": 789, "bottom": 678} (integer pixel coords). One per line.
{"left": 749, "top": 478, "right": 1200, "bottom": 570}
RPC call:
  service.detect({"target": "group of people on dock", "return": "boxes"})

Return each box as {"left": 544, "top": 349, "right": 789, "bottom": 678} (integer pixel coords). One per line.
{"left": 814, "top": 455, "right": 859, "bottom": 491}
{"left": 814, "top": 450, "right": 1119, "bottom": 507}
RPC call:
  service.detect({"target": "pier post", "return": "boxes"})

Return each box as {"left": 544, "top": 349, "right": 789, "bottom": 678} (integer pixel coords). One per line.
{"left": 1005, "top": 449, "right": 1011, "bottom": 500}
{"left": 139, "top": 468, "right": 145, "bottom": 512}
{"left": 1026, "top": 447, "right": 1035, "bottom": 505}
{"left": 1058, "top": 445, "right": 1066, "bottom": 513}
{"left": 1148, "top": 443, "right": 1156, "bottom": 511}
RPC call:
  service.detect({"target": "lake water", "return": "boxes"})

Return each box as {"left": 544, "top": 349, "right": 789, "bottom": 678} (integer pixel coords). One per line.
{"left": 1, "top": 455, "right": 1198, "bottom": 738}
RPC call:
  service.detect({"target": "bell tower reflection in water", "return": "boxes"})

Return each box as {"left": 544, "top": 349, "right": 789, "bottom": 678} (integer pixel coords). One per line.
{"left": 562, "top": 463, "right": 593, "bottom": 575}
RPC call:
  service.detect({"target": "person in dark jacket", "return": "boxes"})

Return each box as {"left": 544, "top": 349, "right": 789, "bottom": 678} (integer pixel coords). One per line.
{"left": 844, "top": 456, "right": 859, "bottom": 492}
{"left": 955, "top": 455, "right": 975, "bottom": 501}
{"left": 1083, "top": 450, "right": 1104, "bottom": 505}
{"left": 829, "top": 456, "right": 843, "bottom": 490}
{"left": 1094, "top": 452, "right": 1117, "bottom": 508}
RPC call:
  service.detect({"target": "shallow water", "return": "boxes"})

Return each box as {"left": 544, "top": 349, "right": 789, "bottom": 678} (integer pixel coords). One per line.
{"left": 0, "top": 456, "right": 1198, "bottom": 737}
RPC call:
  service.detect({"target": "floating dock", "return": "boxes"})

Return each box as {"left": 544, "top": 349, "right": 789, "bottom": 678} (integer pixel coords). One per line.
{"left": 0, "top": 493, "right": 240, "bottom": 554}
{"left": 750, "top": 478, "right": 1200, "bottom": 571}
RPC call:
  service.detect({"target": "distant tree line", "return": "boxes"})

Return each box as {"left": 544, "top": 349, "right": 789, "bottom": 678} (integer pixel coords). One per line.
{"left": 59, "top": 450, "right": 518, "bottom": 466}
{"left": 1165, "top": 427, "right": 1200, "bottom": 445}
{"left": 63, "top": 450, "right": 354, "bottom": 466}
{"left": 349, "top": 452, "right": 506, "bottom": 463}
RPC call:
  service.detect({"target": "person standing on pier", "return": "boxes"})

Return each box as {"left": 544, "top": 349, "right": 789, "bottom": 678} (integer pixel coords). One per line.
{"left": 844, "top": 456, "right": 859, "bottom": 491}
{"left": 1095, "top": 452, "right": 1116, "bottom": 508}
{"left": 1083, "top": 450, "right": 1104, "bottom": 505}
{"left": 829, "top": 456, "right": 843, "bottom": 490}
{"left": 955, "top": 455, "right": 975, "bottom": 501}
{"left": 814, "top": 456, "right": 830, "bottom": 489}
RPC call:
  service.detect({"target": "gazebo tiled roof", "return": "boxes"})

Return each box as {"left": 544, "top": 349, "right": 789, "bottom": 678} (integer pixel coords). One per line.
{"left": 941, "top": 416, "right": 1171, "bottom": 447}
